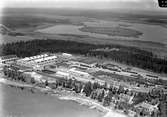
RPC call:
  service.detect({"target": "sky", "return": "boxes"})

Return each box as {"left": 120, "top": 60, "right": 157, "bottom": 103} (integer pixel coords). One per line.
{"left": 0, "top": 0, "right": 166, "bottom": 11}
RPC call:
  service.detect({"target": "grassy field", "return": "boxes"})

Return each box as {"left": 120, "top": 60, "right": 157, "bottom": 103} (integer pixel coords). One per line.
{"left": 79, "top": 26, "right": 143, "bottom": 38}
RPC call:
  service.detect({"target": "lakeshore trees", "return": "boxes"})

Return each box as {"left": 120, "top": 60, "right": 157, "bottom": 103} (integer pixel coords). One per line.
{"left": 83, "top": 81, "right": 93, "bottom": 97}
{"left": 3, "top": 66, "right": 166, "bottom": 117}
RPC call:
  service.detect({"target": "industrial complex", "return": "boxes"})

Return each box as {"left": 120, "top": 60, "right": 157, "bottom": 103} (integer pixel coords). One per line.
{"left": 17, "top": 53, "right": 57, "bottom": 70}
{"left": 1, "top": 52, "right": 166, "bottom": 117}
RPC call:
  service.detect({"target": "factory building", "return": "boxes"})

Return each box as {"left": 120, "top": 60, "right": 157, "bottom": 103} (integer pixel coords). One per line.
{"left": 135, "top": 102, "right": 158, "bottom": 115}
{"left": 17, "top": 54, "right": 57, "bottom": 70}
{"left": 69, "top": 68, "right": 92, "bottom": 79}
{"left": 68, "top": 61, "right": 96, "bottom": 69}
{"left": 57, "top": 53, "right": 73, "bottom": 61}
{"left": 62, "top": 53, "right": 73, "bottom": 58}
{"left": 0, "top": 55, "right": 18, "bottom": 64}
{"left": 56, "top": 71, "right": 70, "bottom": 78}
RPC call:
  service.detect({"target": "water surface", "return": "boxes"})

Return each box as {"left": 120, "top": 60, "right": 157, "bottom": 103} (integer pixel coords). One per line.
{"left": 0, "top": 83, "right": 102, "bottom": 117}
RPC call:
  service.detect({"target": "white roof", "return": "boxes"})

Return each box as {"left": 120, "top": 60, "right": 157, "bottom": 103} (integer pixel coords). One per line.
{"left": 17, "top": 54, "right": 57, "bottom": 66}
{"left": 43, "top": 57, "right": 49, "bottom": 61}
{"left": 22, "top": 54, "right": 49, "bottom": 61}
{"left": 69, "top": 68, "right": 89, "bottom": 76}
{"left": 20, "top": 54, "right": 56, "bottom": 63}
{"left": 56, "top": 71, "right": 69, "bottom": 76}
{"left": 33, "top": 56, "right": 38, "bottom": 59}
{"left": 34, "top": 58, "right": 44, "bottom": 63}
{"left": 48, "top": 55, "right": 57, "bottom": 59}
{"left": 135, "top": 102, "right": 158, "bottom": 111}
{"left": 62, "top": 53, "right": 72, "bottom": 57}
{"left": 44, "top": 56, "right": 57, "bottom": 60}
{"left": 36, "top": 55, "right": 41, "bottom": 58}
{"left": 22, "top": 57, "right": 30, "bottom": 61}
{"left": 43, "top": 54, "right": 48, "bottom": 57}
{"left": 29, "top": 57, "right": 34, "bottom": 59}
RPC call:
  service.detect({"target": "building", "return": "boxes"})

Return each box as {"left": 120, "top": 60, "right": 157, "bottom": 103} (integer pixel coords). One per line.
{"left": 62, "top": 53, "right": 73, "bottom": 58}
{"left": 145, "top": 74, "right": 159, "bottom": 80}
{"left": 56, "top": 71, "right": 70, "bottom": 78}
{"left": 103, "top": 63, "right": 122, "bottom": 72}
{"left": 57, "top": 53, "right": 73, "bottom": 61}
{"left": 0, "top": 55, "right": 18, "bottom": 64}
{"left": 69, "top": 68, "right": 92, "bottom": 79}
{"left": 68, "top": 61, "right": 95, "bottom": 69}
{"left": 135, "top": 102, "right": 159, "bottom": 115}
{"left": 17, "top": 54, "right": 57, "bottom": 70}
{"left": 119, "top": 93, "right": 134, "bottom": 104}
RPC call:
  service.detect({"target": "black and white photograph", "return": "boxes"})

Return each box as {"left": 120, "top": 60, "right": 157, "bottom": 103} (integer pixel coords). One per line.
{"left": 0, "top": 0, "right": 167, "bottom": 117}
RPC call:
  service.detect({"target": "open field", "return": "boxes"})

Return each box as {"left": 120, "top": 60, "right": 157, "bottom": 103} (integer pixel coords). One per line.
{"left": 79, "top": 26, "right": 143, "bottom": 38}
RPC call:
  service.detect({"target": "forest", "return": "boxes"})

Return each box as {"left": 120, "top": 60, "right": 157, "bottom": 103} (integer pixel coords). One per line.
{"left": 1, "top": 39, "right": 167, "bottom": 74}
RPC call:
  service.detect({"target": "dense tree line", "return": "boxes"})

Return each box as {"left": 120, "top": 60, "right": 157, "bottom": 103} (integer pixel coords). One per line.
{"left": 1, "top": 39, "right": 167, "bottom": 73}
{"left": 3, "top": 65, "right": 132, "bottom": 110}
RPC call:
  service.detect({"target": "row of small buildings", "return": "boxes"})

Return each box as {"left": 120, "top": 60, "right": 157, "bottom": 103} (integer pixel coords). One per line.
{"left": 0, "top": 53, "right": 97, "bottom": 82}
{"left": 17, "top": 54, "right": 57, "bottom": 70}
{"left": 0, "top": 55, "right": 18, "bottom": 64}
{"left": 0, "top": 53, "right": 72, "bottom": 69}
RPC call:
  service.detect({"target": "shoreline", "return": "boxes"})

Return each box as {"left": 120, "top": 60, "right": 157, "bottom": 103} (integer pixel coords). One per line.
{"left": 59, "top": 96, "right": 127, "bottom": 117}
{"left": 0, "top": 77, "right": 127, "bottom": 117}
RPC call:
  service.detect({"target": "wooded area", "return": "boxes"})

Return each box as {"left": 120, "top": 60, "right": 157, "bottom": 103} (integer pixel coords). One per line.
{"left": 1, "top": 39, "right": 167, "bottom": 73}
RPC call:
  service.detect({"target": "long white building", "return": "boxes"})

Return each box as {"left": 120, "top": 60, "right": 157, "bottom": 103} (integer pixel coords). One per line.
{"left": 68, "top": 61, "right": 96, "bottom": 69}
{"left": 0, "top": 55, "right": 18, "bottom": 64}
{"left": 69, "top": 68, "right": 91, "bottom": 79}
{"left": 17, "top": 54, "right": 57, "bottom": 70}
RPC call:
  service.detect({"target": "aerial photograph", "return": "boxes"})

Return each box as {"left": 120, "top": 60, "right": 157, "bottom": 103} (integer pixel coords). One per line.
{"left": 0, "top": 0, "right": 167, "bottom": 117}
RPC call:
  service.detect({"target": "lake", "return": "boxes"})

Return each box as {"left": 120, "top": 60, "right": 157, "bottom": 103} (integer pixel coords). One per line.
{"left": 0, "top": 83, "right": 102, "bottom": 117}
{"left": 37, "top": 19, "right": 167, "bottom": 44}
